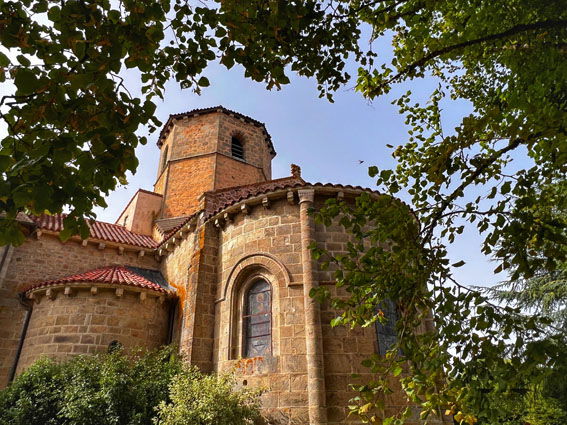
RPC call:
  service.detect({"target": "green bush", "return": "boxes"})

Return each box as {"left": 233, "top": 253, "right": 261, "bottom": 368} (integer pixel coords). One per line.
{"left": 0, "top": 347, "right": 181, "bottom": 425}
{"left": 0, "top": 347, "right": 262, "bottom": 425}
{"left": 154, "top": 366, "right": 262, "bottom": 425}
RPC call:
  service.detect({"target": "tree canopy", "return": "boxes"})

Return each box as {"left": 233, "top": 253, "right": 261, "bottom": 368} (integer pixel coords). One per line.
{"left": 1, "top": 0, "right": 566, "bottom": 423}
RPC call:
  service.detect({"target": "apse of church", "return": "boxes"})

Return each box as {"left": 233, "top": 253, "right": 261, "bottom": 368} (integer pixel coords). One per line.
{"left": 0, "top": 107, "right": 448, "bottom": 425}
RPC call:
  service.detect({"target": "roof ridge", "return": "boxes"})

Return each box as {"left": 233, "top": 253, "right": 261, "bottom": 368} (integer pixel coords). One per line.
{"left": 204, "top": 175, "right": 303, "bottom": 195}
{"left": 21, "top": 265, "right": 167, "bottom": 294}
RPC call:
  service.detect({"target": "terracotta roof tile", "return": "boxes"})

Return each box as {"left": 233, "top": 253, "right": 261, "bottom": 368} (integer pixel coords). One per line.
{"left": 22, "top": 265, "right": 168, "bottom": 294}
{"left": 154, "top": 215, "right": 193, "bottom": 235}
{"left": 29, "top": 214, "right": 158, "bottom": 249}
{"left": 202, "top": 176, "right": 305, "bottom": 217}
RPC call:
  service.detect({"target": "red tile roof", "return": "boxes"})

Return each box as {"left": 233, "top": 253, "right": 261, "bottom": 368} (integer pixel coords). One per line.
{"left": 157, "top": 105, "right": 276, "bottom": 155}
{"left": 157, "top": 178, "right": 392, "bottom": 248}
{"left": 203, "top": 176, "right": 305, "bottom": 217}
{"left": 22, "top": 266, "right": 167, "bottom": 294}
{"left": 29, "top": 214, "right": 158, "bottom": 249}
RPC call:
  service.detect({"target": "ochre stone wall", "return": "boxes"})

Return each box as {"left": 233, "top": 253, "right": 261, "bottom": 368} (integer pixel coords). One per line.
{"left": 115, "top": 190, "right": 163, "bottom": 236}
{"left": 154, "top": 112, "right": 273, "bottom": 219}
{"left": 214, "top": 154, "right": 266, "bottom": 191}
{"left": 169, "top": 113, "right": 220, "bottom": 159}
{"left": 160, "top": 233, "right": 195, "bottom": 347}
{"left": 16, "top": 288, "right": 169, "bottom": 374}
{"left": 161, "top": 155, "right": 216, "bottom": 217}
{"left": 216, "top": 113, "right": 273, "bottom": 179}
{"left": 0, "top": 234, "right": 159, "bottom": 387}
{"left": 214, "top": 199, "right": 308, "bottom": 424}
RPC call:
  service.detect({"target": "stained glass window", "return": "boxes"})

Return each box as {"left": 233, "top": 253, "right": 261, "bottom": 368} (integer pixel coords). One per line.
{"left": 243, "top": 279, "right": 271, "bottom": 357}
{"left": 376, "top": 299, "right": 399, "bottom": 356}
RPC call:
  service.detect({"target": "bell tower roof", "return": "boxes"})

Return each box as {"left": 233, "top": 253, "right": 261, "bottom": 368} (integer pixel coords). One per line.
{"left": 157, "top": 105, "right": 276, "bottom": 156}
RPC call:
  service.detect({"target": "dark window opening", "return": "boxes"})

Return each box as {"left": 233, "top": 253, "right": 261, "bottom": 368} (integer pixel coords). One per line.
{"left": 375, "top": 299, "right": 399, "bottom": 356}
{"left": 231, "top": 136, "right": 244, "bottom": 160}
{"left": 108, "top": 340, "right": 123, "bottom": 353}
{"left": 243, "top": 279, "right": 271, "bottom": 357}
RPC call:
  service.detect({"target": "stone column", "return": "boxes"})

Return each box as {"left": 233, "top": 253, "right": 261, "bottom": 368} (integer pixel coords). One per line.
{"left": 298, "top": 189, "right": 327, "bottom": 424}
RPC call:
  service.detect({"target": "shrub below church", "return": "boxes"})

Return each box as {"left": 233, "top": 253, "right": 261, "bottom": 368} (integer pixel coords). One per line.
{"left": 154, "top": 366, "right": 262, "bottom": 425}
{"left": 0, "top": 347, "right": 260, "bottom": 425}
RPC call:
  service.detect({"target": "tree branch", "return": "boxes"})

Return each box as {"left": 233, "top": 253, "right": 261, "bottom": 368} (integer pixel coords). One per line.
{"left": 381, "top": 19, "right": 567, "bottom": 89}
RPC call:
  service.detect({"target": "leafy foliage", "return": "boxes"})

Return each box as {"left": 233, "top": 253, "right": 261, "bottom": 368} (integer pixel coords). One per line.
{"left": 2, "top": 1, "right": 566, "bottom": 424}
{"left": 0, "top": 346, "right": 181, "bottom": 425}
{"left": 154, "top": 366, "right": 262, "bottom": 425}
{"left": 0, "top": 347, "right": 261, "bottom": 425}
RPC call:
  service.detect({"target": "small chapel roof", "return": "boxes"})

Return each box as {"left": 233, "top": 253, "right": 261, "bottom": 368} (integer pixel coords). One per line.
{"left": 21, "top": 265, "right": 169, "bottom": 294}
{"left": 29, "top": 214, "right": 158, "bottom": 249}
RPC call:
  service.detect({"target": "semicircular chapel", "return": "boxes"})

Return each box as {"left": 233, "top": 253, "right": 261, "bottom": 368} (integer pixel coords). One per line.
{"left": 0, "top": 106, "right": 448, "bottom": 425}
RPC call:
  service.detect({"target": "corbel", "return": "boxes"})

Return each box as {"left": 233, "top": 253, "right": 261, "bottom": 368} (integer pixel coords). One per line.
{"left": 36, "top": 230, "right": 42, "bottom": 240}
{"left": 241, "top": 204, "right": 250, "bottom": 215}
{"left": 90, "top": 286, "right": 98, "bottom": 296}
{"left": 98, "top": 242, "right": 105, "bottom": 250}
{"left": 118, "top": 247, "right": 124, "bottom": 255}
{"left": 138, "top": 250, "right": 145, "bottom": 258}
{"left": 45, "top": 288, "right": 55, "bottom": 300}
{"left": 287, "top": 191, "right": 295, "bottom": 205}
{"left": 337, "top": 191, "right": 345, "bottom": 201}
{"left": 139, "top": 292, "right": 147, "bottom": 302}
{"left": 115, "top": 288, "right": 124, "bottom": 297}
{"left": 262, "top": 197, "right": 270, "bottom": 209}
{"left": 223, "top": 212, "right": 232, "bottom": 223}
{"left": 81, "top": 239, "right": 88, "bottom": 247}
{"left": 64, "top": 286, "right": 73, "bottom": 297}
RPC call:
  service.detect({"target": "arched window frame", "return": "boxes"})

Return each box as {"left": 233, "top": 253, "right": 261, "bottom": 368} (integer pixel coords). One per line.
{"left": 375, "top": 299, "right": 400, "bottom": 356}
{"left": 231, "top": 135, "right": 245, "bottom": 161}
{"left": 241, "top": 278, "right": 272, "bottom": 358}
{"left": 228, "top": 271, "right": 276, "bottom": 360}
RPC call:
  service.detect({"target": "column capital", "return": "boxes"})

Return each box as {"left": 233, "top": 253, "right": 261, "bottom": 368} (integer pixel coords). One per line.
{"left": 298, "top": 188, "right": 315, "bottom": 204}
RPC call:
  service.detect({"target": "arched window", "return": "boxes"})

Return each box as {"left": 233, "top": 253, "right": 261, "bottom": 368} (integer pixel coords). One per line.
{"left": 375, "top": 299, "right": 399, "bottom": 356}
{"left": 243, "top": 279, "right": 271, "bottom": 357}
{"left": 231, "top": 136, "right": 244, "bottom": 160}
{"left": 161, "top": 145, "right": 169, "bottom": 173}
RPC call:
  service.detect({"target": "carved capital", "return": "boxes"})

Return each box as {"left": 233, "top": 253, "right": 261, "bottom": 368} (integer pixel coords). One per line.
{"left": 298, "top": 189, "right": 315, "bottom": 204}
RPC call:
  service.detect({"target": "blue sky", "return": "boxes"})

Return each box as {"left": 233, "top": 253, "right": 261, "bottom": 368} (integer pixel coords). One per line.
{"left": 91, "top": 58, "right": 503, "bottom": 289}
{"left": 0, "top": 26, "right": 503, "bottom": 288}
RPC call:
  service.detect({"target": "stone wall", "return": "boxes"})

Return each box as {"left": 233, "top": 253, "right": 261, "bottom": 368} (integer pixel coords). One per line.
{"left": 214, "top": 154, "right": 266, "bottom": 191}
{"left": 17, "top": 287, "right": 169, "bottom": 373}
{"left": 115, "top": 190, "right": 163, "bottom": 236}
{"left": 0, "top": 234, "right": 159, "bottom": 387}
{"left": 216, "top": 113, "right": 273, "bottom": 179}
{"left": 160, "top": 155, "right": 217, "bottom": 218}
{"left": 154, "top": 112, "right": 273, "bottom": 219}
{"left": 214, "top": 198, "right": 309, "bottom": 424}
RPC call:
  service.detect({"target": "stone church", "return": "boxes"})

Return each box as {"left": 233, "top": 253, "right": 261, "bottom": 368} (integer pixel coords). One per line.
{"left": 0, "top": 106, "right": 444, "bottom": 424}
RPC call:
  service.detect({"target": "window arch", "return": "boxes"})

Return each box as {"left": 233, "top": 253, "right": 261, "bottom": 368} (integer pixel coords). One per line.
{"left": 242, "top": 279, "right": 272, "bottom": 357}
{"left": 231, "top": 136, "right": 244, "bottom": 160}
{"left": 375, "top": 299, "right": 399, "bottom": 356}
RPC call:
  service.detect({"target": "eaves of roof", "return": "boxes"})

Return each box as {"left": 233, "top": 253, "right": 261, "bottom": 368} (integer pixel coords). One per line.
{"left": 21, "top": 265, "right": 169, "bottom": 294}
{"left": 156, "top": 105, "right": 276, "bottom": 156}
{"left": 29, "top": 214, "right": 158, "bottom": 249}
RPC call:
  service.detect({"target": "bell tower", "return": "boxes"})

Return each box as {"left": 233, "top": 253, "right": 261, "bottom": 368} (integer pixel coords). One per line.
{"left": 154, "top": 106, "right": 276, "bottom": 219}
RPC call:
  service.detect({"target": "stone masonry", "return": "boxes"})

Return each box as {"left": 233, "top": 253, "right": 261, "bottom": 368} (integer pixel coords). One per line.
{"left": 0, "top": 106, "right": 450, "bottom": 425}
